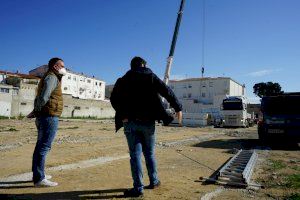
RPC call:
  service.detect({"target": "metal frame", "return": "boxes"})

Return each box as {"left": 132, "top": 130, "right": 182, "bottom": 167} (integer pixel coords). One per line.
{"left": 217, "top": 149, "right": 258, "bottom": 186}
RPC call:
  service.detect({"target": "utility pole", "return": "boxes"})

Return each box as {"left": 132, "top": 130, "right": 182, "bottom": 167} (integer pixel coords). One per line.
{"left": 163, "top": 0, "right": 186, "bottom": 85}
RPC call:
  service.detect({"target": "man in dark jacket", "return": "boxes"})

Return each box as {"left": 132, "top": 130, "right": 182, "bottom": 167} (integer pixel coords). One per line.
{"left": 110, "top": 56, "right": 182, "bottom": 197}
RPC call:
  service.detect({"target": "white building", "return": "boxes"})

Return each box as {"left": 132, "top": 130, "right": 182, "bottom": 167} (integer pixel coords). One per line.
{"left": 0, "top": 84, "right": 14, "bottom": 117}
{"left": 29, "top": 65, "right": 105, "bottom": 101}
{"left": 169, "top": 77, "right": 245, "bottom": 114}
{"left": 0, "top": 70, "right": 40, "bottom": 117}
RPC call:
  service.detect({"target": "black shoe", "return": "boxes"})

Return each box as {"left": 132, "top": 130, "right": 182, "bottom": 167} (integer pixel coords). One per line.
{"left": 145, "top": 180, "right": 161, "bottom": 189}
{"left": 123, "top": 188, "right": 143, "bottom": 197}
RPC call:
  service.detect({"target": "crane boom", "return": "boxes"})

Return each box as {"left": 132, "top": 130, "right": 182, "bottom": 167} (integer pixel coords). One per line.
{"left": 163, "top": 0, "right": 186, "bottom": 85}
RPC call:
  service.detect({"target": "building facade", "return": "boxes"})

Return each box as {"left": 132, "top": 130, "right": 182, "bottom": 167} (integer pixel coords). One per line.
{"left": 0, "top": 68, "right": 114, "bottom": 118}
{"left": 0, "top": 70, "right": 39, "bottom": 117}
{"left": 168, "top": 77, "right": 245, "bottom": 114}
{"left": 0, "top": 84, "right": 14, "bottom": 117}
{"left": 29, "top": 65, "right": 105, "bottom": 100}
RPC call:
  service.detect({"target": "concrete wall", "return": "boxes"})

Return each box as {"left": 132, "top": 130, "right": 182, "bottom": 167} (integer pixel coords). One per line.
{"left": 61, "top": 94, "right": 114, "bottom": 118}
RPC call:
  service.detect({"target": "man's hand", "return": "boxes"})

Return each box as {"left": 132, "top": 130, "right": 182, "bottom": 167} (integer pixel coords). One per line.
{"left": 27, "top": 111, "right": 36, "bottom": 119}
{"left": 176, "top": 111, "right": 183, "bottom": 126}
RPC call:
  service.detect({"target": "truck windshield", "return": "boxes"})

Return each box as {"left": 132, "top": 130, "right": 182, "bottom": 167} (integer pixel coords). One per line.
{"left": 262, "top": 96, "right": 300, "bottom": 115}
{"left": 223, "top": 101, "right": 243, "bottom": 110}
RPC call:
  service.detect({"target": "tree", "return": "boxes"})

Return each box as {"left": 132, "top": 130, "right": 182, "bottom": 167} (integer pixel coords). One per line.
{"left": 253, "top": 82, "right": 283, "bottom": 98}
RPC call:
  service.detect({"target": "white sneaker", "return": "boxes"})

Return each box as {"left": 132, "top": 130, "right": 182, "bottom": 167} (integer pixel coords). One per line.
{"left": 45, "top": 174, "right": 52, "bottom": 180}
{"left": 34, "top": 179, "right": 58, "bottom": 187}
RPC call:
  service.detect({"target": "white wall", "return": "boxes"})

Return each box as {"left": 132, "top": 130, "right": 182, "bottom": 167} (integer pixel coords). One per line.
{"left": 0, "top": 73, "right": 6, "bottom": 83}
{"left": 168, "top": 77, "right": 244, "bottom": 115}
{"left": 0, "top": 84, "right": 13, "bottom": 117}
{"left": 30, "top": 66, "right": 106, "bottom": 101}
{"left": 61, "top": 71, "right": 105, "bottom": 100}
{"left": 169, "top": 78, "right": 231, "bottom": 104}
{"left": 229, "top": 80, "right": 244, "bottom": 96}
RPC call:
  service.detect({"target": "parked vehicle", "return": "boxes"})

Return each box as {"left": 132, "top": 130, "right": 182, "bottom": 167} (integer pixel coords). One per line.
{"left": 218, "top": 96, "right": 254, "bottom": 127}
{"left": 258, "top": 93, "right": 300, "bottom": 143}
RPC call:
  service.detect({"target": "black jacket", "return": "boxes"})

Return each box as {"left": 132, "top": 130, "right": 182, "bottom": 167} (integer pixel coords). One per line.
{"left": 110, "top": 67, "right": 182, "bottom": 132}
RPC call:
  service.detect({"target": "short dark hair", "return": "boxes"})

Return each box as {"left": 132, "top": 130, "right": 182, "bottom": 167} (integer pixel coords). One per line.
{"left": 130, "top": 56, "right": 147, "bottom": 69}
{"left": 48, "top": 57, "right": 63, "bottom": 70}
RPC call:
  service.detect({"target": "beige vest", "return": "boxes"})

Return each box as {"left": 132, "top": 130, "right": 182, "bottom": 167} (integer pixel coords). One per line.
{"left": 36, "top": 71, "right": 63, "bottom": 116}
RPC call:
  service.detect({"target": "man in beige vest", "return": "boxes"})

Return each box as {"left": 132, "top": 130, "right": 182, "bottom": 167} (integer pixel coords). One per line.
{"left": 28, "top": 57, "right": 66, "bottom": 187}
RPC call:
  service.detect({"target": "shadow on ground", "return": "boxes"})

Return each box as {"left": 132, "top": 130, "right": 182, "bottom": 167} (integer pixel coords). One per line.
{"left": 193, "top": 138, "right": 300, "bottom": 151}
{"left": 0, "top": 188, "right": 128, "bottom": 200}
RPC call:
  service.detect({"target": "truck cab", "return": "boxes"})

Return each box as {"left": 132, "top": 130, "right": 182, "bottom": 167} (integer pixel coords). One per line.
{"left": 258, "top": 93, "right": 300, "bottom": 143}
{"left": 220, "top": 96, "right": 251, "bottom": 127}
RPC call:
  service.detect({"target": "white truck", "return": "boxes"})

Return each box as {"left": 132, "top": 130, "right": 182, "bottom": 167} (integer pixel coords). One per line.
{"left": 218, "top": 96, "right": 253, "bottom": 128}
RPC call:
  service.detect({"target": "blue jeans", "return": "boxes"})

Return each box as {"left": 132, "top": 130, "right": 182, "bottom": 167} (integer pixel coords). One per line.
{"left": 123, "top": 120, "right": 159, "bottom": 192}
{"left": 32, "top": 116, "right": 59, "bottom": 183}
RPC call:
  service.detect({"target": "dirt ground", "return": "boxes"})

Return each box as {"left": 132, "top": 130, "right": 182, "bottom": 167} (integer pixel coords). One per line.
{"left": 0, "top": 119, "right": 299, "bottom": 200}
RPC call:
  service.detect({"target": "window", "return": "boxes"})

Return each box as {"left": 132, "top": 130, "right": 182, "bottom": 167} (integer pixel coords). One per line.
{"left": 0, "top": 88, "right": 9, "bottom": 93}
{"left": 87, "top": 79, "right": 91, "bottom": 83}
{"left": 64, "top": 87, "right": 68, "bottom": 91}
{"left": 202, "top": 93, "right": 206, "bottom": 97}
{"left": 74, "top": 106, "right": 81, "bottom": 110}
{"left": 73, "top": 77, "right": 76, "bottom": 81}
{"left": 209, "top": 82, "right": 213, "bottom": 87}
{"left": 95, "top": 82, "right": 97, "bottom": 85}
{"left": 99, "top": 82, "right": 102, "bottom": 86}
{"left": 188, "top": 93, "right": 192, "bottom": 98}
{"left": 68, "top": 76, "right": 71, "bottom": 80}
{"left": 188, "top": 84, "right": 192, "bottom": 88}
{"left": 20, "top": 102, "right": 27, "bottom": 105}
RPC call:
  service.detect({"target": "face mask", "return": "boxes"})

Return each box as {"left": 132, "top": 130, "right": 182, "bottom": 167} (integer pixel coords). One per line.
{"left": 58, "top": 68, "right": 67, "bottom": 76}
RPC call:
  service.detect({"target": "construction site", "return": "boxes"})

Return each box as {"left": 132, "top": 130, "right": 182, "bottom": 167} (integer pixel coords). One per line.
{"left": 0, "top": 119, "right": 299, "bottom": 199}
{"left": 1, "top": 0, "right": 300, "bottom": 199}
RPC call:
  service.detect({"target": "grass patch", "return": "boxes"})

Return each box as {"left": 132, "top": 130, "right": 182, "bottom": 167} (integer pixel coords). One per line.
{"left": 269, "top": 159, "right": 287, "bottom": 170}
{"left": 0, "top": 116, "right": 9, "bottom": 120}
{"left": 291, "top": 166, "right": 300, "bottom": 171}
{"left": 286, "top": 174, "right": 300, "bottom": 189}
{"left": 285, "top": 193, "right": 300, "bottom": 200}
